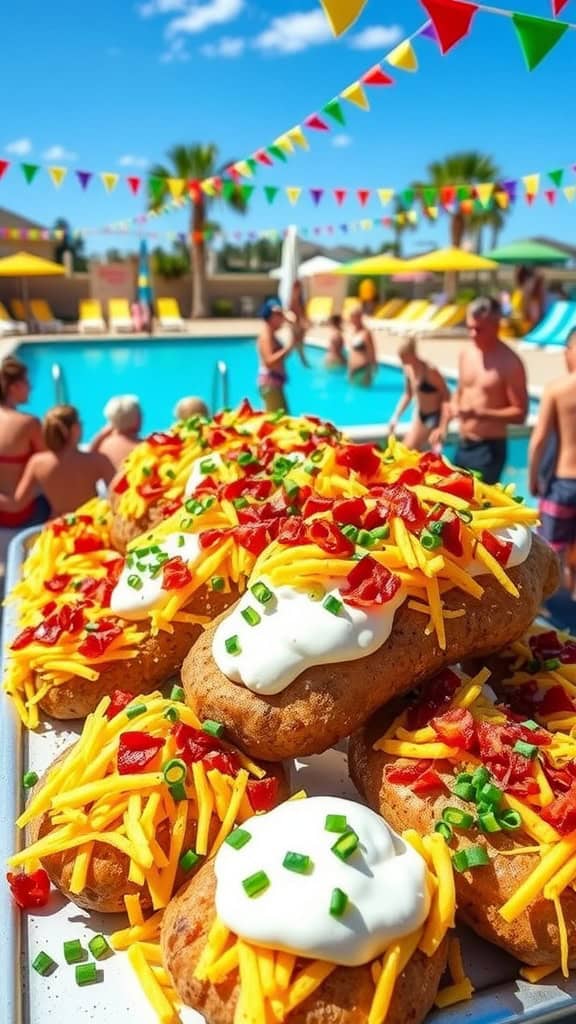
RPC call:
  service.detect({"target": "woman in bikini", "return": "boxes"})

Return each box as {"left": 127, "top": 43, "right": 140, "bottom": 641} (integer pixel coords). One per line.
{"left": 346, "top": 306, "right": 377, "bottom": 387}
{"left": 0, "top": 356, "right": 48, "bottom": 529}
{"left": 324, "top": 314, "right": 347, "bottom": 369}
{"left": 256, "top": 299, "right": 295, "bottom": 413}
{"left": 388, "top": 336, "right": 450, "bottom": 450}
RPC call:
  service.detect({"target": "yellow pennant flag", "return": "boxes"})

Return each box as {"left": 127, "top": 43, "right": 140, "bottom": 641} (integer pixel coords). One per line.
{"left": 167, "top": 177, "right": 185, "bottom": 199}
{"left": 494, "top": 191, "right": 509, "bottom": 210}
{"left": 377, "top": 188, "right": 394, "bottom": 207}
{"left": 320, "top": 0, "right": 367, "bottom": 35}
{"left": 200, "top": 178, "right": 218, "bottom": 197}
{"left": 522, "top": 173, "right": 540, "bottom": 196}
{"left": 100, "top": 172, "right": 119, "bottom": 193}
{"left": 274, "top": 135, "right": 294, "bottom": 156}
{"left": 234, "top": 161, "right": 253, "bottom": 178}
{"left": 48, "top": 166, "right": 67, "bottom": 188}
{"left": 386, "top": 39, "right": 418, "bottom": 72}
{"left": 287, "top": 126, "right": 309, "bottom": 150}
{"left": 285, "top": 187, "right": 302, "bottom": 206}
{"left": 340, "top": 81, "right": 369, "bottom": 110}
{"left": 475, "top": 182, "right": 494, "bottom": 206}
{"left": 564, "top": 185, "right": 576, "bottom": 202}
{"left": 426, "top": 206, "right": 439, "bottom": 220}
{"left": 360, "top": 219, "right": 373, "bottom": 230}
{"left": 395, "top": 212, "right": 406, "bottom": 226}
{"left": 407, "top": 210, "right": 418, "bottom": 225}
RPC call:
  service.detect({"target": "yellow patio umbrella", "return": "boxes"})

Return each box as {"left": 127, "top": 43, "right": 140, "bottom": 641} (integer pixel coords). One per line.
{"left": 333, "top": 252, "right": 408, "bottom": 275}
{"left": 0, "top": 251, "right": 65, "bottom": 328}
{"left": 404, "top": 247, "right": 498, "bottom": 272}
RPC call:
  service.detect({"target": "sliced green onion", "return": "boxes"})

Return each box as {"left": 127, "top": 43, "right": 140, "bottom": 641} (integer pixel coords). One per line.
{"left": 472, "top": 767, "right": 491, "bottom": 790}
{"left": 177, "top": 534, "right": 185, "bottom": 547}
{"left": 325, "top": 814, "right": 347, "bottom": 833}
{"left": 202, "top": 719, "right": 225, "bottom": 738}
{"left": 163, "top": 758, "right": 187, "bottom": 786}
{"left": 242, "top": 870, "right": 270, "bottom": 898}
{"left": 184, "top": 499, "right": 201, "bottom": 514}
{"left": 180, "top": 516, "right": 193, "bottom": 529}
{"left": 513, "top": 740, "right": 539, "bottom": 760}
{"left": 127, "top": 574, "right": 143, "bottom": 591}
{"left": 526, "top": 659, "right": 541, "bottom": 673}
{"left": 331, "top": 830, "right": 359, "bottom": 861}
{"left": 211, "top": 576, "right": 225, "bottom": 592}
{"left": 341, "top": 524, "right": 359, "bottom": 543}
{"left": 478, "top": 810, "right": 501, "bottom": 834}
{"left": 150, "top": 545, "right": 162, "bottom": 554}
{"left": 75, "top": 962, "right": 98, "bottom": 986}
{"left": 169, "top": 782, "right": 187, "bottom": 802}
{"left": 457, "top": 509, "right": 473, "bottom": 523}
{"left": 200, "top": 460, "right": 216, "bottom": 474}
{"left": 251, "top": 581, "right": 273, "bottom": 605}
{"left": 241, "top": 606, "right": 261, "bottom": 627}
{"left": 476, "top": 801, "right": 492, "bottom": 817}
{"left": 134, "top": 546, "right": 151, "bottom": 557}
{"left": 238, "top": 452, "right": 255, "bottom": 466}
{"left": 543, "top": 658, "right": 560, "bottom": 671}
{"left": 225, "top": 635, "right": 241, "bottom": 656}
{"left": 434, "top": 821, "right": 453, "bottom": 843}
{"left": 420, "top": 530, "right": 442, "bottom": 551}
{"left": 180, "top": 849, "right": 201, "bottom": 872}
{"left": 63, "top": 940, "right": 85, "bottom": 964}
{"left": 23, "top": 770, "right": 38, "bottom": 789}
{"left": 323, "top": 595, "right": 342, "bottom": 616}
{"left": 499, "top": 809, "right": 522, "bottom": 831}
{"left": 428, "top": 519, "right": 445, "bottom": 536}
{"left": 370, "top": 525, "right": 390, "bottom": 541}
{"left": 329, "top": 888, "right": 348, "bottom": 918}
{"left": 521, "top": 719, "right": 540, "bottom": 732}
{"left": 163, "top": 707, "right": 180, "bottom": 723}
{"left": 233, "top": 497, "right": 249, "bottom": 509}
{"left": 442, "top": 807, "right": 475, "bottom": 830}
{"left": 126, "top": 703, "right": 146, "bottom": 720}
{"left": 456, "top": 772, "right": 473, "bottom": 784}
{"left": 299, "top": 429, "right": 311, "bottom": 441}
{"left": 32, "top": 951, "right": 57, "bottom": 976}
{"left": 310, "top": 450, "right": 324, "bottom": 464}
{"left": 453, "top": 781, "right": 476, "bottom": 802}
{"left": 357, "top": 529, "right": 373, "bottom": 548}
{"left": 303, "top": 460, "right": 319, "bottom": 476}
{"left": 284, "top": 480, "right": 300, "bottom": 500}
{"left": 283, "top": 852, "right": 312, "bottom": 874}
{"left": 141, "top": 466, "right": 152, "bottom": 477}
{"left": 170, "top": 684, "right": 185, "bottom": 702}
{"left": 471, "top": 469, "right": 483, "bottom": 481}
{"left": 225, "top": 828, "right": 252, "bottom": 851}
{"left": 65, "top": 514, "right": 77, "bottom": 525}
{"left": 514, "top": 495, "right": 525, "bottom": 504}
{"left": 166, "top": 469, "right": 176, "bottom": 480}
{"left": 479, "top": 782, "right": 503, "bottom": 806}
{"left": 452, "top": 846, "right": 490, "bottom": 873}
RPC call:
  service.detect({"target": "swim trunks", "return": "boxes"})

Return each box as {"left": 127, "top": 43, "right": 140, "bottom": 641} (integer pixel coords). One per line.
{"left": 418, "top": 410, "right": 441, "bottom": 429}
{"left": 452, "top": 438, "right": 507, "bottom": 486}
{"left": 539, "top": 477, "right": 576, "bottom": 552}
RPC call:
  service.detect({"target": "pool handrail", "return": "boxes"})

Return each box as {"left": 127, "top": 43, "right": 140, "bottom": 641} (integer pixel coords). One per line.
{"left": 212, "top": 359, "right": 229, "bottom": 411}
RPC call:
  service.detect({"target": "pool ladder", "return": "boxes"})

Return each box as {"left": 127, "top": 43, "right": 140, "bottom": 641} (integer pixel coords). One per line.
{"left": 51, "top": 362, "right": 67, "bottom": 405}
{"left": 212, "top": 359, "right": 229, "bottom": 412}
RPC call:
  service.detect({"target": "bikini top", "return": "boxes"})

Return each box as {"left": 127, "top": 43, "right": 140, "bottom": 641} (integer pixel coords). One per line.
{"left": 417, "top": 370, "right": 439, "bottom": 395}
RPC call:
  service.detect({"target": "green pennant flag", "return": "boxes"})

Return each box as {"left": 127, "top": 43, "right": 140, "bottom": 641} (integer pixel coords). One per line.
{"left": 473, "top": 198, "right": 491, "bottom": 214}
{"left": 512, "top": 13, "right": 568, "bottom": 71}
{"left": 456, "top": 185, "right": 470, "bottom": 201}
{"left": 267, "top": 145, "right": 287, "bottom": 163}
{"left": 21, "top": 162, "right": 39, "bottom": 184}
{"left": 241, "top": 185, "right": 255, "bottom": 202}
{"left": 422, "top": 186, "right": 437, "bottom": 206}
{"left": 222, "top": 181, "right": 236, "bottom": 200}
{"left": 246, "top": 157, "right": 258, "bottom": 175}
{"left": 149, "top": 175, "right": 165, "bottom": 200}
{"left": 401, "top": 188, "right": 415, "bottom": 208}
{"left": 548, "top": 168, "right": 564, "bottom": 187}
{"left": 323, "top": 98, "right": 346, "bottom": 126}
{"left": 264, "top": 186, "right": 279, "bottom": 205}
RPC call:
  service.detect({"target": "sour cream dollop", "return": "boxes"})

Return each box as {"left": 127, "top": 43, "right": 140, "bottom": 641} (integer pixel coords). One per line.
{"left": 110, "top": 532, "right": 201, "bottom": 619}
{"left": 470, "top": 523, "right": 532, "bottom": 576}
{"left": 215, "top": 796, "right": 430, "bottom": 967}
{"left": 185, "top": 452, "right": 226, "bottom": 497}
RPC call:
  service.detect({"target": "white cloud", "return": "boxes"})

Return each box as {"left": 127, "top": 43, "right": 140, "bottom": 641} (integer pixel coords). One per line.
{"left": 5, "top": 138, "right": 32, "bottom": 157}
{"left": 201, "top": 35, "right": 244, "bottom": 57}
{"left": 332, "top": 134, "right": 352, "bottom": 148}
{"left": 42, "top": 145, "right": 77, "bottom": 162}
{"left": 160, "top": 36, "right": 191, "bottom": 61}
{"left": 166, "top": 0, "right": 243, "bottom": 37}
{"left": 253, "top": 10, "right": 332, "bottom": 54}
{"left": 348, "top": 24, "right": 403, "bottom": 50}
{"left": 118, "top": 154, "right": 150, "bottom": 168}
{"left": 139, "top": 0, "right": 187, "bottom": 17}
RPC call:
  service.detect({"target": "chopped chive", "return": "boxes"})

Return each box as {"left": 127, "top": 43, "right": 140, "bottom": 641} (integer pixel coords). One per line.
{"left": 310, "top": 450, "right": 323, "bottom": 464}
{"left": 211, "top": 576, "right": 225, "bottom": 591}
{"left": 180, "top": 849, "right": 201, "bottom": 872}
{"left": 478, "top": 810, "right": 501, "bottom": 833}
{"left": 141, "top": 466, "right": 152, "bottom": 477}
{"left": 420, "top": 530, "right": 442, "bottom": 551}
{"left": 233, "top": 497, "right": 249, "bottom": 509}
{"left": 225, "top": 828, "right": 252, "bottom": 851}
{"left": 202, "top": 719, "right": 225, "bottom": 738}
{"left": 177, "top": 535, "right": 185, "bottom": 547}
{"left": 356, "top": 529, "right": 373, "bottom": 548}
{"left": 169, "top": 782, "right": 187, "bottom": 802}
{"left": 325, "top": 814, "right": 347, "bottom": 833}
{"left": 434, "top": 821, "right": 453, "bottom": 843}
{"left": 513, "top": 740, "right": 539, "bottom": 760}
{"left": 127, "top": 574, "right": 143, "bottom": 591}
{"left": 163, "top": 759, "right": 187, "bottom": 786}
{"left": 63, "top": 939, "right": 85, "bottom": 964}
{"left": 238, "top": 452, "right": 255, "bottom": 466}
{"left": 499, "top": 809, "right": 522, "bottom": 831}
{"left": 478, "top": 782, "right": 503, "bottom": 806}
{"left": 180, "top": 516, "right": 193, "bottom": 529}
{"left": 329, "top": 888, "right": 348, "bottom": 918}
{"left": 456, "top": 772, "right": 473, "bottom": 784}
{"left": 150, "top": 545, "right": 161, "bottom": 554}
{"left": 341, "top": 524, "right": 359, "bottom": 543}
{"left": 441, "top": 807, "right": 475, "bottom": 830}
{"left": 166, "top": 469, "right": 176, "bottom": 479}
{"left": 134, "top": 546, "right": 151, "bottom": 557}
{"left": 299, "top": 429, "right": 311, "bottom": 441}
{"left": 75, "top": 962, "right": 98, "bottom": 986}
{"left": 200, "top": 460, "right": 216, "bottom": 474}
{"left": 428, "top": 520, "right": 445, "bottom": 536}
{"left": 331, "top": 830, "right": 359, "bottom": 861}
{"left": 453, "top": 781, "right": 476, "bottom": 802}
{"left": 283, "top": 852, "right": 312, "bottom": 874}
{"left": 170, "top": 684, "right": 185, "bottom": 702}
{"left": 184, "top": 499, "right": 201, "bottom": 514}
{"left": 543, "top": 658, "right": 560, "bottom": 671}
{"left": 457, "top": 509, "right": 473, "bottom": 523}
{"left": 126, "top": 703, "right": 146, "bottom": 719}
{"left": 65, "top": 514, "right": 77, "bottom": 525}
{"left": 23, "top": 770, "right": 38, "bottom": 789}
{"left": 33, "top": 951, "right": 57, "bottom": 976}
{"left": 303, "top": 460, "right": 319, "bottom": 476}
{"left": 241, "top": 606, "right": 261, "bottom": 627}
{"left": 136, "top": 562, "right": 147, "bottom": 572}
{"left": 472, "top": 767, "right": 490, "bottom": 790}
{"left": 225, "top": 635, "right": 241, "bottom": 656}
{"left": 284, "top": 480, "right": 300, "bottom": 500}
{"left": 521, "top": 719, "right": 540, "bottom": 732}
{"left": 452, "top": 846, "right": 490, "bottom": 873}
{"left": 370, "top": 525, "right": 390, "bottom": 541}
{"left": 250, "top": 581, "right": 273, "bottom": 605}
{"left": 242, "top": 870, "right": 270, "bottom": 898}
{"left": 526, "top": 659, "right": 541, "bottom": 673}
{"left": 163, "top": 707, "right": 180, "bottom": 723}
{"left": 323, "top": 595, "right": 343, "bottom": 616}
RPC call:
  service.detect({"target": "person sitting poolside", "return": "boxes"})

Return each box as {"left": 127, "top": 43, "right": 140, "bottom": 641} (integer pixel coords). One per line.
{"left": 346, "top": 306, "right": 377, "bottom": 388}
{"left": 174, "top": 396, "right": 209, "bottom": 421}
{"left": 324, "top": 314, "right": 347, "bottom": 369}
{"left": 388, "top": 336, "right": 450, "bottom": 450}
{"left": 0, "top": 404, "right": 115, "bottom": 519}
{"left": 0, "top": 356, "right": 48, "bottom": 529}
{"left": 89, "top": 394, "right": 142, "bottom": 469}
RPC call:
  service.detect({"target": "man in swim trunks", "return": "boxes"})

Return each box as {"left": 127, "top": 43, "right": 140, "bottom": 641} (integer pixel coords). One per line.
{"left": 529, "top": 330, "right": 576, "bottom": 594}
{"left": 431, "top": 296, "right": 528, "bottom": 484}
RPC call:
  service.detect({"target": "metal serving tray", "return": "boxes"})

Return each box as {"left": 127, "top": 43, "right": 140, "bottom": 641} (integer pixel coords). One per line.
{"left": 2, "top": 527, "right": 576, "bottom": 1024}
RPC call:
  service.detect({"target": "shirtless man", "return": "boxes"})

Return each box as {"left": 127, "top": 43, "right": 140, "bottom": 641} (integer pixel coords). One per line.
{"left": 529, "top": 330, "right": 576, "bottom": 593}
{"left": 431, "top": 296, "right": 528, "bottom": 484}
{"left": 89, "top": 395, "right": 142, "bottom": 470}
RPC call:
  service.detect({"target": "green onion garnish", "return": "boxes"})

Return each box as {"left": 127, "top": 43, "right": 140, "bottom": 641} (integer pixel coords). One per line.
{"left": 457, "top": 509, "right": 473, "bottom": 523}
{"left": 251, "top": 581, "right": 273, "bottom": 605}
{"left": 299, "top": 429, "right": 311, "bottom": 441}
{"left": 310, "top": 450, "right": 324, "bottom": 463}
{"left": 472, "top": 767, "right": 490, "bottom": 790}
{"left": 202, "top": 719, "right": 225, "bottom": 738}
{"left": 170, "top": 684, "right": 185, "bottom": 702}
{"left": 127, "top": 574, "right": 143, "bottom": 591}
{"left": 126, "top": 703, "right": 147, "bottom": 719}
{"left": 356, "top": 529, "right": 373, "bottom": 548}
{"left": 284, "top": 480, "right": 300, "bottom": 500}
{"left": 180, "top": 849, "right": 201, "bottom": 871}
{"left": 370, "top": 525, "right": 390, "bottom": 541}
{"left": 513, "top": 740, "right": 539, "bottom": 760}
{"left": 452, "top": 846, "right": 490, "bottom": 873}
{"left": 211, "top": 576, "right": 225, "bottom": 591}
{"left": 283, "top": 852, "right": 312, "bottom": 874}
{"left": 134, "top": 546, "right": 151, "bottom": 557}
{"left": 499, "top": 809, "right": 522, "bottom": 831}
{"left": 331, "top": 830, "right": 359, "bottom": 861}
{"left": 75, "top": 962, "right": 98, "bottom": 986}
{"left": 163, "top": 707, "right": 180, "bottom": 723}
{"left": 329, "top": 888, "right": 348, "bottom": 918}
{"left": 428, "top": 520, "right": 445, "bottom": 536}
{"left": 180, "top": 516, "right": 193, "bottom": 529}
{"left": 241, "top": 606, "right": 261, "bottom": 627}
{"left": 141, "top": 466, "right": 152, "bottom": 477}
{"left": 225, "top": 828, "right": 252, "bottom": 850}
{"left": 453, "top": 781, "right": 476, "bottom": 802}
{"left": 238, "top": 452, "right": 255, "bottom": 466}
{"left": 341, "top": 525, "right": 359, "bottom": 543}
{"left": 23, "top": 770, "right": 38, "bottom": 789}
{"left": 63, "top": 939, "right": 85, "bottom": 964}
{"left": 200, "top": 460, "right": 216, "bottom": 474}
{"left": 169, "top": 782, "right": 187, "bottom": 802}
{"left": 543, "top": 658, "right": 560, "bottom": 671}
{"left": 478, "top": 810, "right": 501, "bottom": 833}
{"left": 177, "top": 534, "right": 185, "bottom": 546}
{"left": 479, "top": 782, "right": 503, "bottom": 806}
{"left": 323, "top": 595, "right": 342, "bottom": 616}
{"left": 166, "top": 469, "right": 176, "bottom": 479}
{"left": 150, "top": 545, "right": 161, "bottom": 554}
{"left": 242, "top": 870, "right": 270, "bottom": 898}
{"left": 233, "top": 497, "right": 249, "bottom": 509}
{"left": 420, "top": 530, "right": 442, "bottom": 551}
{"left": 163, "top": 759, "right": 187, "bottom": 786}
{"left": 325, "top": 814, "right": 348, "bottom": 833}
{"left": 225, "top": 635, "right": 241, "bottom": 656}
{"left": 32, "top": 951, "right": 57, "bottom": 976}
{"left": 441, "top": 807, "right": 475, "bottom": 830}
{"left": 521, "top": 719, "right": 540, "bottom": 732}
{"left": 184, "top": 499, "right": 201, "bottom": 515}
{"left": 456, "top": 772, "right": 473, "bottom": 783}
{"left": 434, "top": 821, "right": 453, "bottom": 843}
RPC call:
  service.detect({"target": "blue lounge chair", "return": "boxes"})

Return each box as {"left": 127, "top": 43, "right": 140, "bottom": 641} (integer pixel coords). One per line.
{"left": 519, "top": 301, "right": 576, "bottom": 350}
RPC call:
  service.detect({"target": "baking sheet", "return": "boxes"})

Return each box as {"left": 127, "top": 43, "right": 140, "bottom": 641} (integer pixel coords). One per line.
{"left": 2, "top": 527, "right": 576, "bottom": 1024}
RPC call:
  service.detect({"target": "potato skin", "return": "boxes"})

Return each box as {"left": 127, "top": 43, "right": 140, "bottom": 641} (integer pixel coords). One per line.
{"left": 109, "top": 496, "right": 167, "bottom": 554}
{"left": 37, "top": 585, "right": 237, "bottom": 720}
{"left": 161, "top": 861, "right": 449, "bottom": 1024}
{"left": 182, "top": 536, "right": 559, "bottom": 761}
{"left": 348, "top": 706, "right": 576, "bottom": 967}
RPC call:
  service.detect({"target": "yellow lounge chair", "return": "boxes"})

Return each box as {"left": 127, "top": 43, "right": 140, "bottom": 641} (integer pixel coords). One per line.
{"left": 380, "top": 299, "right": 429, "bottom": 328}
{"left": 417, "top": 304, "right": 467, "bottom": 335}
{"left": 30, "top": 299, "right": 63, "bottom": 331}
{"left": 108, "top": 298, "right": 134, "bottom": 333}
{"left": 392, "top": 302, "right": 440, "bottom": 333}
{"left": 11, "top": 299, "right": 27, "bottom": 322}
{"left": 341, "top": 296, "right": 360, "bottom": 319}
{"left": 306, "top": 296, "right": 333, "bottom": 324}
{"left": 79, "top": 299, "right": 106, "bottom": 334}
{"left": 0, "top": 301, "right": 26, "bottom": 336}
{"left": 374, "top": 298, "right": 406, "bottom": 320}
{"left": 157, "top": 297, "right": 186, "bottom": 331}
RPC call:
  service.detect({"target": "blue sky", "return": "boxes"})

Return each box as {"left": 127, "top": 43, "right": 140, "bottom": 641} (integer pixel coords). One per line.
{"left": 2, "top": 0, "right": 576, "bottom": 256}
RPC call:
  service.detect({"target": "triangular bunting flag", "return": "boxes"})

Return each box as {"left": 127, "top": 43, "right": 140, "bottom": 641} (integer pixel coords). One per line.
{"left": 149, "top": 176, "right": 165, "bottom": 201}
{"left": 419, "top": 0, "right": 478, "bottom": 54}
{"left": 241, "top": 185, "right": 255, "bottom": 202}
{"left": 456, "top": 185, "right": 470, "bottom": 201}
{"left": 274, "top": 135, "right": 293, "bottom": 156}
{"left": 323, "top": 98, "right": 346, "bottom": 126}
{"left": 304, "top": 114, "right": 329, "bottom": 131}
{"left": 340, "top": 81, "right": 369, "bottom": 110}
{"left": 495, "top": 191, "right": 510, "bottom": 209}
{"left": 320, "top": 0, "right": 367, "bottom": 36}
{"left": 361, "top": 65, "right": 394, "bottom": 86}
{"left": 21, "top": 163, "right": 39, "bottom": 184}
{"left": 440, "top": 185, "right": 456, "bottom": 207}
{"left": 548, "top": 168, "right": 564, "bottom": 187}
{"left": 0, "top": 159, "right": 9, "bottom": 180}
{"left": 564, "top": 185, "right": 576, "bottom": 202}
{"left": 200, "top": 178, "right": 218, "bottom": 197}
{"left": 407, "top": 210, "right": 418, "bottom": 224}
{"left": 188, "top": 180, "right": 202, "bottom": 203}
{"left": 267, "top": 145, "right": 287, "bottom": 163}
{"left": 545, "top": 189, "right": 557, "bottom": 205}
{"left": 360, "top": 219, "right": 373, "bottom": 230}
{"left": 386, "top": 39, "right": 418, "bottom": 72}
{"left": 420, "top": 22, "right": 439, "bottom": 41}
{"left": 357, "top": 189, "right": 370, "bottom": 206}
{"left": 255, "top": 150, "right": 273, "bottom": 166}
{"left": 126, "top": 176, "right": 141, "bottom": 195}
{"left": 287, "top": 126, "right": 309, "bottom": 150}
{"left": 460, "top": 198, "right": 474, "bottom": 215}
{"left": 234, "top": 161, "right": 252, "bottom": 178}
{"left": 101, "top": 172, "right": 119, "bottom": 192}
{"left": 246, "top": 157, "right": 258, "bottom": 174}
{"left": 377, "top": 188, "right": 394, "bottom": 206}
{"left": 400, "top": 188, "right": 415, "bottom": 208}
{"left": 512, "top": 13, "right": 568, "bottom": 71}
{"left": 310, "top": 188, "right": 324, "bottom": 205}
{"left": 222, "top": 181, "right": 236, "bottom": 200}
{"left": 285, "top": 187, "right": 302, "bottom": 206}
{"left": 422, "top": 186, "right": 438, "bottom": 206}
{"left": 522, "top": 173, "right": 540, "bottom": 195}
{"left": 264, "top": 186, "right": 279, "bottom": 205}
{"left": 475, "top": 182, "right": 494, "bottom": 206}
{"left": 525, "top": 192, "right": 537, "bottom": 206}
{"left": 167, "top": 177, "right": 185, "bottom": 199}
{"left": 552, "top": 0, "right": 569, "bottom": 12}
{"left": 333, "top": 188, "right": 347, "bottom": 205}
{"left": 48, "top": 166, "right": 67, "bottom": 188}
{"left": 426, "top": 206, "right": 439, "bottom": 220}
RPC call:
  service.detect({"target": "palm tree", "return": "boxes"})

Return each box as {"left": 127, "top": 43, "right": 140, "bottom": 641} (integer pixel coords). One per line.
{"left": 414, "top": 151, "right": 508, "bottom": 250}
{"left": 148, "top": 144, "right": 247, "bottom": 318}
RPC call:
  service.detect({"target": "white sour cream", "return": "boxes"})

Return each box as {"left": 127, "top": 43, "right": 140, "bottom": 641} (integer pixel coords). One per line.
{"left": 212, "top": 578, "right": 406, "bottom": 695}
{"left": 185, "top": 452, "right": 226, "bottom": 497}
{"left": 469, "top": 524, "right": 532, "bottom": 577}
{"left": 215, "top": 796, "right": 430, "bottom": 967}
{"left": 110, "top": 532, "right": 201, "bottom": 620}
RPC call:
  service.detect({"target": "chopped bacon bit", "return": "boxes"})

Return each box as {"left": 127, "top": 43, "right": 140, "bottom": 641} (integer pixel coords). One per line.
{"left": 237, "top": 398, "right": 255, "bottom": 419}
{"left": 306, "top": 520, "right": 354, "bottom": 557}
{"left": 105, "top": 690, "right": 134, "bottom": 720}
{"left": 343, "top": 555, "right": 401, "bottom": 608}
{"left": 431, "top": 706, "right": 476, "bottom": 750}
{"left": 529, "top": 630, "right": 563, "bottom": 661}
{"left": 162, "top": 557, "right": 193, "bottom": 591}
{"left": 560, "top": 642, "right": 576, "bottom": 665}
{"left": 117, "top": 732, "right": 165, "bottom": 775}
{"left": 332, "top": 497, "right": 366, "bottom": 528}
{"left": 277, "top": 518, "right": 308, "bottom": 546}
{"left": 434, "top": 472, "right": 475, "bottom": 502}
{"left": 147, "top": 431, "right": 183, "bottom": 448}
{"left": 397, "top": 468, "right": 423, "bottom": 487}
{"left": 33, "top": 617, "right": 63, "bottom": 646}
{"left": 369, "top": 484, "right": 426, "bottom": 529}
{"left": 57, "top": 604, "right": 85, "bottom": 634}
{"left": 539, "top": 685, "right": 575, "bottom": 717}
{"left": 234, "top": 524, "right": 270, "bottom": 556}
{"left": 200, "top": 528, "right": 226, "bottom": 550}
{"left": 247, "top": 776, "right": 279, "bottom": 812}
{"left": 405, "top": 669, "right": 461, "bottom": 730}
{"left": 137, "top": 466, "right": 166, "bottom": 501}
{"left": 222, "top": 478, "right": 273, "bottom": 502}
{"left": 78, "top": 620, "right": 122, "bottom": 659}
{"left": 541, "top": 780, "right": 576, "bottom": 835}
{"left": 44, "top": 574, "right": 71, "bottom": 593}
{"left": 481, "top": 530, "right": 513, "bottom": 567}
{"left": 7, "top": 868, "right": 50, "bottom": 909}
{"left": 336, "top": 443, "right": 381, "bottom": 478}
{"left": 301, "top": 496, "right": 333, "bottom": 519}
{"left": 11, "top": 626, "right": 36, "bottom": 651}
{"left": 386, "top": 760, "right": 444, "bottom": 794}
{"left": 256, "top": 420, "right": 275, "bottom": 440}
{"left": 419, "top": 452, "right": 454, "bottom": 478}
{"left": 437, "top": 512, "right": 463, "bottom": 558}
{"left": 173, "top": 723, "right": 227, "bottom": 765}
{"left": 73, "top": 534, "right": 103, "bottom": 555}
{"left": 113, "top": 474, "right": 129, "bottom": 495}
{"left": 203, "top": 749, "right": 241, "bottom": 777}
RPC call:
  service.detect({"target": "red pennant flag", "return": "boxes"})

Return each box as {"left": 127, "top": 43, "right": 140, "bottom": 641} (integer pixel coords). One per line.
{"left": 383, "top": 217, "right": 392, "bottom": 226}
{"left": 0, "top": 159, "right": 9, "bottom": 180}
{"left": 419, "top": 0, "right": 478, "bottom": 53}
{"left": 304, "top": 114, "right": 329, "bottom": 131}
{"left": 227, "top": 166, "right": 241, "bottom": 182}
{"left": 255, "top": 150, "right": 273, "bottom": 166}
{"left": 357, "top": 189, "right": 371, "bottom": 206}
{"left": 127, "top": 176, "right": 141, "bottom": 195}
{"left": 361, "top": 65, "right": 394, "bottom": 86}
{"left": 526, "top": 193, "right": 536, "bottom": 205}
{"left": 333, "top": 189, "right": 347, "bottom": 205}
{"left": 212, "top": 176, "right": 223, "bottom": 194}
{"left": 552, "top": 0, "right": 568, "bottom": 12}
{"left": 188, "top": 179, "right": 202, "bottom": 203}
{"left": 545, "top": 189, "right": 557, "bottom": 204}
{"left": 440, "top": 185, "right": 456, "bottom": 206}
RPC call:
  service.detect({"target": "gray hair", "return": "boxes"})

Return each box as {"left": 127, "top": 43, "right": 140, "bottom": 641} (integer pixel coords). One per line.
{"left": 467, "top": 295, "right": 501, "bottom": 319}
{"left": 104, "top": 394, "right": 141, "bottom": 432}
{"left": 174, "top": 396, "right": 209, "bottom": 420}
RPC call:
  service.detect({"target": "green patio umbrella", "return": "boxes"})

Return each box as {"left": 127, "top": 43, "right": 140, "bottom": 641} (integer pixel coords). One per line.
{"left": 484, "top": 239, "right": 569, "bottom": 265}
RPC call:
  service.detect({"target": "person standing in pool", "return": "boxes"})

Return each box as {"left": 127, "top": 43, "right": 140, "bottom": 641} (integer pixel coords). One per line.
{"left": 388, "top": 337, "right": 450, "bottom": 450}
{"left": 347, "top": 306, "right": 377, "bottom": 387}
{"left": 0, "top": 356, "right": 48, "bottom": 530}
{"left": 324, "top": 314, "right": 347, "bottom": 369}
{"left": 430, "top": 296, "right": 527, "bottom": 484}
{"left": 256, "top": 299, "right": 295, "bottom": 413}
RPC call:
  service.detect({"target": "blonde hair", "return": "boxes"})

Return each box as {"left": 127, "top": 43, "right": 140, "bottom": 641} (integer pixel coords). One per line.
{"left": 104, "top": 394, "right": 141, "bottom": 432}
{"left": 174, "top": 396, "right": 209, "bottom": 421}
{"left": 43, "top": 405, "right": 79, "bottom": 453}
{"left": 398, "top": 336, "right": 417, "bottom": 359}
